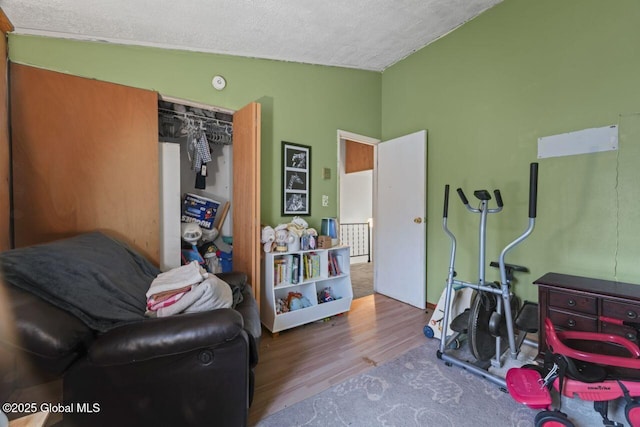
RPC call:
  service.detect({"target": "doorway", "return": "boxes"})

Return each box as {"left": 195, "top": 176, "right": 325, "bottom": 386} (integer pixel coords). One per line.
{"left": 338, "top": 130, "right": 379, "bottom": 299}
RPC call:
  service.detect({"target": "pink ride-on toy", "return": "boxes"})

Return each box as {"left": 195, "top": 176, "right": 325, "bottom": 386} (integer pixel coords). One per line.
{"left": 507, "top": 318, "right": 640, "bottom": 427}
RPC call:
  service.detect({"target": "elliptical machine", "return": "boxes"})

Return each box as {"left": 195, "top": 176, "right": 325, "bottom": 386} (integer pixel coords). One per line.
{"left": 436, "top": 163, "right": 539, "bottom": 388}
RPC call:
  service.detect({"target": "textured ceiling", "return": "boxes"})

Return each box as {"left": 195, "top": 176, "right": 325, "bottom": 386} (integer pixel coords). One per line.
{"left": 0, "top": 0, "right": 502, "bottom": 71}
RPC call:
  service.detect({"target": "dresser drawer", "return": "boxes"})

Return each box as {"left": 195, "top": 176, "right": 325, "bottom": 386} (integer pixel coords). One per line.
{"left": 548, "top": 309, "right": 598, "bottom": 331}
{"left": 548, "top": 290, "right": 597, "bottom": 315}
{"left": 600, "top": 322, "right": 638, "bottom": 342}
{"left": 602, "top": 300, "right": 640, "bottom": 321}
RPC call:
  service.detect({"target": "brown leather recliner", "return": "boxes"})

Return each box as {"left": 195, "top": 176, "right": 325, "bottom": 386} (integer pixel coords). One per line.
{"left": 0, "top": 235, "right": 260, "bottom": 427}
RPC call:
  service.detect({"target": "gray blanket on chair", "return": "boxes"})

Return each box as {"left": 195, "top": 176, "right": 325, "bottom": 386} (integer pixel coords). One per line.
{"left": 0, "top": 232, "right": 161, "bottom": 332}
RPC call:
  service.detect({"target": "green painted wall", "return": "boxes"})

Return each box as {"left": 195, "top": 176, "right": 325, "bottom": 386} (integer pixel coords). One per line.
{"left": 9, "top": 0, "right": 640, "bottom": 305}
{"left": 382, "top": 0, "right": 640, "bottom": 303}
{"left": 8, "top": 35, "right": 381, "bottom": 230}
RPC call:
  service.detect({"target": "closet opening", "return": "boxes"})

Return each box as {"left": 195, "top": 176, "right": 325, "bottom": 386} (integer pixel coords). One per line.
{"left": 158, "top": 95, "right": 235, "bottom": 272}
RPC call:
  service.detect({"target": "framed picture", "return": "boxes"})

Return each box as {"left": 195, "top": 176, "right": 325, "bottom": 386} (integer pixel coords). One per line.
{"left": 282, "top": 141, "right": 311, "bottom": 215}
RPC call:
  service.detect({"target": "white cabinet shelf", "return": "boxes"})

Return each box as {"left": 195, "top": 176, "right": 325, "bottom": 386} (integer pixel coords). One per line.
{"left": 261, "top": 246, "right": 353, "bottom": 333}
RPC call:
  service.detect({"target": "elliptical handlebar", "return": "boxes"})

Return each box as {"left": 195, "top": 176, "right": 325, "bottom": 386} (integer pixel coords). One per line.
{"left": 529, "top": 162, "right": 539, "bottom": 219}
{"left": 499, "top": 161, "right": 540, "bottom": 279}
{"left": 456, "top": 188, "right": 469, "bottom": 206}
{"left": 494, "top": 190, "right": 503, "bottom": 208}
{"left": 443, "top": 185, "right": 450, "bottom": 218}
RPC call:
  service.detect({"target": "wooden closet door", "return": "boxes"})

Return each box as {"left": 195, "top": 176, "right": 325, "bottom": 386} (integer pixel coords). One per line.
{"left": 0, "top": 10, "right": 12, "bottom": 252}
{"left": 233, "top": 102, "right": 261, "bottom": 305}
{"left": 10, "top": 65, "right": 159, "bottom": 263}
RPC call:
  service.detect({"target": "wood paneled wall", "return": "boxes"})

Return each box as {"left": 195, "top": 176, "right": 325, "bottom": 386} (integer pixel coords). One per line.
{"left": 345, "top": 139, "right": 373, "bottom": 173}
{"left": 10, "top": 65, "right": 160, "bottom": 262}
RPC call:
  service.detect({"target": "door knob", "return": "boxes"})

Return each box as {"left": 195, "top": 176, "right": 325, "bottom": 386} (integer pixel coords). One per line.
{"left": 414, "top": 217, "right": 423, "bottom": 224}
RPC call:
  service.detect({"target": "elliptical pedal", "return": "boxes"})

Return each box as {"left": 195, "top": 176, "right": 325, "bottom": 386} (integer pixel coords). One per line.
{"left": 515, "top": 301, "right": 539, "bottom": 333}
{"left": 450, "top": 308, "right": 470, "bottom": 334}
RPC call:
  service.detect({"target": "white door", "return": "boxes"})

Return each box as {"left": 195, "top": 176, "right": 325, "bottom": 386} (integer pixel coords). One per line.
{"left": 375, "top": 130, "right": 427, "bottom": 309}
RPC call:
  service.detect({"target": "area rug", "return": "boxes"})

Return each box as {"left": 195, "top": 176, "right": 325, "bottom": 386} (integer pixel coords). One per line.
{"left": 255, "top": 340, "right": 628, "bottom": 427}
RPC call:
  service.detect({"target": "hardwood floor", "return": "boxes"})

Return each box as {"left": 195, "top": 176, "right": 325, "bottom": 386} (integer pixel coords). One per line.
{"left": 249, "top": 293, "right": 431, "bottom": 426}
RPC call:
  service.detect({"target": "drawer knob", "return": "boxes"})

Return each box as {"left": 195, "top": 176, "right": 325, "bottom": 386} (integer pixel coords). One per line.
{"left": 627, "top": 310, "right": 638, "bottom": 319}
{"left": 567, "top": 319, "right": 576, "bottom": 328}
{"left": 567, "top": 299, "right": 576, "bottom": 307}
{"left": 626, "top": 332, "right": 637, "bottom": 341}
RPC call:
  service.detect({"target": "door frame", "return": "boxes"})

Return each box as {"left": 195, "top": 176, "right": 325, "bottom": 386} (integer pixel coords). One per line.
{"left": 337, "top": 130, "right": 380, "bottom": 291}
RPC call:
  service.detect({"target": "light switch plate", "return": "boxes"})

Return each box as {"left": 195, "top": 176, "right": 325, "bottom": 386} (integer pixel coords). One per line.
{"left": 322, "top": 195, "right": 329, "bottom": 207}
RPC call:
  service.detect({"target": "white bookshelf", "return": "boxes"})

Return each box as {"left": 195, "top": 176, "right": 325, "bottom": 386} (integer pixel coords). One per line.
{"left": 261, "top": 246, "right": 353, "bottom": 333}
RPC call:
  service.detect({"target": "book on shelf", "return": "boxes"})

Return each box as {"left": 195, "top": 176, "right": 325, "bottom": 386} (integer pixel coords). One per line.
{"left": 291, "top": 255, "right": 300, "bottom": 284}
{"left": 311, "top": 253, "right": 320, "bottom": 278}
{"left": 302, "top": 252, "right": 321, "bottom": 280}
{"left": 273, "top": 258, "right": 284, "bottom": 285}
{"left": 328, "top": 252, "right": 342, "bottom": 276}
{"left": 273, "top": 254, "right": 299, "bottom": 286}
{"left": 336, "top": 254, "right": 345, "bottom": 274}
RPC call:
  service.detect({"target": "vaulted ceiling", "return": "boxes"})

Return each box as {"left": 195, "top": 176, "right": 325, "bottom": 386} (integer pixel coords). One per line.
{"left": 1, "top": 0, "right": 502, "bottom": 71}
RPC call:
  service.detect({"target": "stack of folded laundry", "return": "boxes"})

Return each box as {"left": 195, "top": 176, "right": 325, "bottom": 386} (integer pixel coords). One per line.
{"left": 145, "top": 261, "right": 233, "bottom": 317}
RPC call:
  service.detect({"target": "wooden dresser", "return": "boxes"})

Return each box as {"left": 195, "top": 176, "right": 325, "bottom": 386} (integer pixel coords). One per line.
{"left": 535, "top": 272, "right": 640, "bottom": 357}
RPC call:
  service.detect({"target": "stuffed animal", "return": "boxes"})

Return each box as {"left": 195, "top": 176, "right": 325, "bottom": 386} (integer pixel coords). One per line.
{"left": 261, "top": 226, "right": 276, "bottom": 252}
{"left": 306, "top": 227, "right": 318, "bottom": 249}
{"left": 284, "top": 217, "right": 309, "bottom": 251}
{"left": 261, "top": 218, "right": 311, "bottom": 254}
{"left": 318, "top": 287, "right": 339, "bottom": 304}
{"left": 287, "top": 216, "right": 309, "bottom": 237}
{"left": 181, "top": 223, "right": 203, "bottom": 244}
{"left": 275, "top": 298, "right": 289, "bottom": 314}
{"left": 285, "top": 230, "right": 300, "bottom": 252}
{"left": 287, "top": 292, "right": 312, "bottom": 311}
{"left": 274, "top": 225, "right": 289, "bottom": 252}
